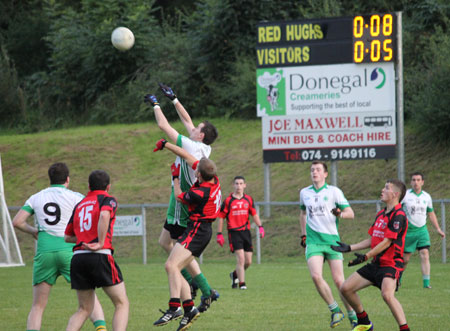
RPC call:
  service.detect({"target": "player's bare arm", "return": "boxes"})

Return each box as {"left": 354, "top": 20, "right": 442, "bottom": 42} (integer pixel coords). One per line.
{"left": 144, "top": 94, "right": 179, "bottom": 143}
{"left": 64, "top": 234, "right": 77, "bottom": 243}
{"left": 365, "top": 237, "right": 393, "bottom": 259}
{"left": 428, "top": 211, "right": 445, "bottom": 238}
{"left": 12, "top": 209, "right": 38, "bottom": 239}
{"left": 159, "top": 82, "right": 195, "bottom": 133}
{"left": 82, "top": 210, "right": 111, "bottom": 251}
{"left": 299, "top": 210, "right": 307, "bottom": 236}
{"left": 164, "top": 142, "right": 198, "bottom": 167}
{"left": 339, "top": 206, "right": 355, "bottom": 219}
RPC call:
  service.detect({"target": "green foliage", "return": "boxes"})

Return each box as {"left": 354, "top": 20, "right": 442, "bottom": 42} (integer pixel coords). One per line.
{"left": 406, "top": 25, "right": 450, "bottom": 142}
{"left": 1, "top": 0, "right": 450, "bottom": 143}
{"left": 0, "top": 46, "right": 26, "bottom": 128}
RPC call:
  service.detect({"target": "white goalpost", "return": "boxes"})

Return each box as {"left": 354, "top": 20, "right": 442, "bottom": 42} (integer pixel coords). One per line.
{"left": 0, "top": 154, "right": 24, "bottom": 267}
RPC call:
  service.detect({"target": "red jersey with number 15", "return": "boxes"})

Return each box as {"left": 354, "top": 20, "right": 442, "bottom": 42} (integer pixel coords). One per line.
{"left": 65, "top": 190, "right": 118, "bottom": 252}
{"left": 368, "top": 203, "right": 408, "bottom": 269}
{"left": 178, "top": 176, "right": 222, "bottom": 222}
{"left": 218, "top": 194, "right": 257, "bottom": 231}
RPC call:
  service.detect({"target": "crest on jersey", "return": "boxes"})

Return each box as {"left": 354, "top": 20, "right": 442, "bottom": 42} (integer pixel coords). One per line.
{"left": 393, "top": 221, "right": 400, "bottom": 230}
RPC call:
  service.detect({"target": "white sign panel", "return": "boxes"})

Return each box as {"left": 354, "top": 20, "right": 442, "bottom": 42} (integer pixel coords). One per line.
{"left": 114, "top": 215, "right": 143, "bottom": 236}
{"left": 257, "top": 62, "right": 395, "bottom": 117}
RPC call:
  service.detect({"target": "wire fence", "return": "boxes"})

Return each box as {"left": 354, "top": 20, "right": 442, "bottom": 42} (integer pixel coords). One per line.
{"left": 8, "top": 199, "right": 449, "bottom": 264}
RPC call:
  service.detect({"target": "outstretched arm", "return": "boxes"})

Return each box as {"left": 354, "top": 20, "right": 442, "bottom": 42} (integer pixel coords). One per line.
{"left": 144, "top": 94, "right": 179, "bottom": 143}
{"left": 174, "top": 101, "right": 195, "bottom": 133}
{"left": 13, "top": 209, "right": 38, "bottom": 240}
{"left": 159, "top": 83, "right": 195, "bottom": 133}
{"left": 154, "top": 139, "right": 198, "bottom": 167}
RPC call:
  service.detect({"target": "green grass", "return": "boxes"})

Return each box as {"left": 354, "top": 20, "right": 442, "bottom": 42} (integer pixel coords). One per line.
{"left": 1, "top": 258, "right": 449, "bottom": 330}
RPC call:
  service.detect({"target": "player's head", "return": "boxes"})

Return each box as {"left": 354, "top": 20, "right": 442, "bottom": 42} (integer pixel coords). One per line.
{"left": 48, "top": 162, "right": 69, "bottom": 185}
{"left": 200, "top": 121, "right": 218, "bottom": 145}
{"left": 382, "top": 179, "right": 406, "bottom": 203}
{"left": 197, "top": 157, "right": 217, "bottom": 182}
{"left": 410, "top": 171, "right": 425, "bottom": 191}
{"left": 89, "top": 170, "right": 110, "bottom": 191}
{"left": 310, "top": 161, "right": 328, "bottom": 184}
{"left": 233, "top": 176, "right": 246, "bottom": 194}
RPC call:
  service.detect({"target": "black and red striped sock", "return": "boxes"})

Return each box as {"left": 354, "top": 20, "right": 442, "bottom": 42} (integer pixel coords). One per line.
{"left": 169, "top": 298, "right": 181, "bottom": 311}
{"left": 356, "top": 311, "right": 370, "bottom": 325}
{"left": 182, "top": 299, "right": 194, "bottom": 313}
{"left": 399, "top": 324, "right": 410, "bottom": 331}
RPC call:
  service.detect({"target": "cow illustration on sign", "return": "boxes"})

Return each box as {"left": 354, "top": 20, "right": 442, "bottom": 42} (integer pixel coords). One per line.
{"left": 258, "top": 72, "right": 282, "bottom": 112}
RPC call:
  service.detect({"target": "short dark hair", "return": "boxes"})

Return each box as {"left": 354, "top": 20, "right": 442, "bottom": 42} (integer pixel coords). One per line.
{"left": 198, "top": 158, "right": 217, "bottom": 181}
{"left": 410, "top": 172, "right": 424, "bottom": 180}
{"left": 48, "top": 163, "right": 69, "bottom": 185}
{"left": 201, "top": 121, "right": 218, "bottom": 145}
{"left": 387, "top": 179, "right": 406, "bottom": 202}
{"left": 311, "top": 160, "right": 328, "bottom": 173}
{"left": 234, "top": 176, "right": 245, "bottom": 182}
{"left": 89, "top": 170, "right": 110, "bottom": 191}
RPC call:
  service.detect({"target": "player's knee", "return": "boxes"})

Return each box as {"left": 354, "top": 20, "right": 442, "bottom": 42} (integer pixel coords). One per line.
{"left": 381, "top": 290, "right": 394, "bottom": 304}
{"left": 244, "top": 261, "right": 251, "bottom": 269}
{"left": 339, "top": 281, "right": 351, "bottom": 295}
{"left": 165, "top": 260, "right": 177, "bottom": 273}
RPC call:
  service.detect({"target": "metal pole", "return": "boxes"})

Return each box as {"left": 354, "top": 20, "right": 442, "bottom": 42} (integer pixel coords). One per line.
{"left": 330, "top": 161, "right": 337, "bottom": 186}
{"left": 255, "top": 205, "right": 261, "bottom": 264}
{"left": 264, "top": 163, "right": 271, "bottom": 217}
{"left": 396, "top": 12, "right": 405, "bottom": 182}
{"left": 441, "top": 202, "right": 446, "bottom": 263}
{"left": 141, "top": 206, "right": 147, "bottom": 265}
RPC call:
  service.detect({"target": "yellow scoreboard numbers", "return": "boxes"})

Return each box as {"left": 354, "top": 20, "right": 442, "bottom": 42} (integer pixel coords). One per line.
{"left": 256, "top": 13, "right": 397, "bottom": 68}
{"left": 353, "top": 13, "right": 396, "bottom": 63}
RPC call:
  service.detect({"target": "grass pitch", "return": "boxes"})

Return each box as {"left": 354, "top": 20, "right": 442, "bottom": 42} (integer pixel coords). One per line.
{"left": 1, "top": 258, "right": 449, "bottom": 330}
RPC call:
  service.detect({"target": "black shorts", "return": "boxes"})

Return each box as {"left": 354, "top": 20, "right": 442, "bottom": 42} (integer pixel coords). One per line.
{"left": 228, "top": 229, "right": 253, "bottom": 253}
{"left": 70, "top": 253, "right": 123, "bottom": 290}
{"left": 177, "top": 221, "right": 212, "bottom": 257}
{"left": 357, "top": 263, "right": 402, "bottom": 290}
{"left": 164, "top": 219, "right": 186, "bottom": 240}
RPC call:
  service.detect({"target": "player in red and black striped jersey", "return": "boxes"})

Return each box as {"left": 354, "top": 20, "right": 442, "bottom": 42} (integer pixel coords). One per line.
{"left": 153, "top": 141, "right": 222, "bottom": 331}
{"left": 331, "top": 179, "right": 410, "bottom": 331}
{"left": 65, "top": 170, "right": 129, "bottom": 331}
{"left": 216, "top": 176, "right": 264, "bottom": 290}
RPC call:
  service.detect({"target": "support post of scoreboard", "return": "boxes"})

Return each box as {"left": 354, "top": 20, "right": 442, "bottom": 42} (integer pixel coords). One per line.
{"left": 263, "top": 162, "right": 271, "bottom": 218}
{"left": 395, "top": 11, "right": 405, "bottom": 182}
{"left": 330, "top": 161, "right": 338, "bottom": 186}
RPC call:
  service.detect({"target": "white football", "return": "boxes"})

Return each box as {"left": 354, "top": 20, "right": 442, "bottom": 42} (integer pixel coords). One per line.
{"left": 111, "top": 27, "right": 135, "bottom": 51}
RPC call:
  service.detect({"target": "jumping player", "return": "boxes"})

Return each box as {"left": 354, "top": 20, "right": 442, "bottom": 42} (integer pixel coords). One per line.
{"left": 299, "top": 161, "right": 357, "bottom": 328}
{"left": 145, "top": 84, "right": 219, "bottom": 311}
{"left": 153, "top": 139, "right": 222, "bottom": 331}
{"left": 13, "top": 163, "right": 106, "bottom": 331}
{"left": 401, "top": 172, "right": 445, "bottom": 288}
{"left": 216, "top": 176, "right": 265, "bottom": 290}
{"left": 331, "top": 179, "right": 410, "bottom": 331}
{"left": 65, "top": 170, "right": 129, "bottom": 331}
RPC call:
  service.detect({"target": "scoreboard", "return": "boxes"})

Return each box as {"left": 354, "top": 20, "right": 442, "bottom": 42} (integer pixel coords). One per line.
{"left": 257, "top": 14, "right": 399, "bottom": 163}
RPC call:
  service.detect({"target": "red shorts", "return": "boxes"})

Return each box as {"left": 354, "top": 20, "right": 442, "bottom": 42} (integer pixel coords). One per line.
{"left": 228, "top": 230, "right": 253, "bottom": 253}
{"left": 70, "top": 252, "right": 123, "bottom": 289}
{"left": 177, "top": 221, "right": 212, "bottom": 257}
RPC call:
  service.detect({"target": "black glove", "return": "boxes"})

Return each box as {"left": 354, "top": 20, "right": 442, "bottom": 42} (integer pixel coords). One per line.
{"left": 331, "top": 207, "right": 341, "bottom": 217}
{"left": 348, "top": 253, "right": 368, "bottom": 267}
{"left": 300, "top": 235, "right": 306, "bottom": 248}
{"left": 159, "top": 83, "right": 177, "bottom": 101}
{"left": 144, "top": 94, "right": 159, "bottom": 107}
{"left": 330, "top": 241, "right": 351, "bottom": 253}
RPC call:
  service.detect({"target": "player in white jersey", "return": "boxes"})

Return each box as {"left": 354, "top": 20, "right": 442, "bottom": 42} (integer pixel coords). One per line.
{"left": 299, "top": 161, "right": 357, "bottom": 329}
{"left": 145, "top": 84, "right": 220, "bottom": 319}
{"left": 401, "top": 172, "right": 445, "bottom": 288}
{"left": 13, "top": 163, "right": 106, "bottom": 331}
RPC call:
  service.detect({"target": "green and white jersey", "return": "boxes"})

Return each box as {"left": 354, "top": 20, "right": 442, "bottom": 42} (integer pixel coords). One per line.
{"left": 22, "top": 185, "right": 84, "bottom": 253}
{"left": 299, "top": 183, "right": 350, "bottom": 245}
{"left": 401, "top": 189, "right": 433, "bottom": 230}
{"left": 166, "top": 134, "right": 211, "bottom": 226}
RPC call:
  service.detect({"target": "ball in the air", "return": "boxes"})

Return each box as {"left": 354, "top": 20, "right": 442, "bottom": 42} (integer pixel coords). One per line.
{"left": 111, "top": 27, "right": 135, "bottom": 51}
